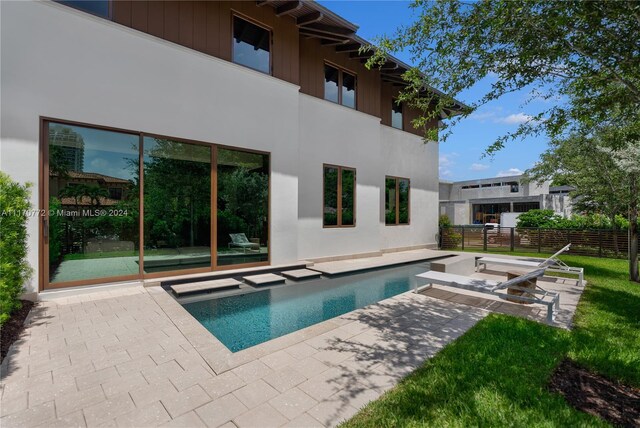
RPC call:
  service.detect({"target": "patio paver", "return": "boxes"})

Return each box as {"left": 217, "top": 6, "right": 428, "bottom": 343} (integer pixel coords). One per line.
{"left": 0, "top": 250, "right": 584, "bottom": 427}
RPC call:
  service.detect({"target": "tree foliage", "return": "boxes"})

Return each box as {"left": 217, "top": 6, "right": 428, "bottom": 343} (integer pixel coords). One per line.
{"left": 368, "top": 0, "right": 640, "bottom": 152}
{"left": 369, "top": 0, "right": 640, "bottom": 280}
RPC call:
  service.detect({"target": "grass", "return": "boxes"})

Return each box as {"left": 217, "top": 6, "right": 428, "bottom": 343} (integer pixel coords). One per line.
{"left": 342, "top": 255, "right": 640, "bottom": 427}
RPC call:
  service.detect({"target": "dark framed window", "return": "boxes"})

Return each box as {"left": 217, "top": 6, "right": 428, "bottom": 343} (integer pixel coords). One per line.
{"left": 323, "top": 165, "right": 356, "bottom": 227}
{"left": 324, "top": 64, "right": 357, "bottom": 108}
{"left": 513, "top": 202, "right": 540, "bottom": 212}
{"left": 233, "top": 15, "right": 271, "bottom": 74}
{"left": 391, "top": 100, "right": 403, "bottom": 130}
{"left": 385, "top": 176, "right": 410, "bottom": 225}
{"left": 57, "top": 1, "right": 111, "bottom": 19}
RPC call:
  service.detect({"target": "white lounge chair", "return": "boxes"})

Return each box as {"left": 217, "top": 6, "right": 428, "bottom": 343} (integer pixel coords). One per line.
{"left": 228, "top": 233, "right": 260, "bottom": 253}
{"left": 475, "top": 244, "right": 584, "bottom": 286}
{"left": 415, "top": 268, "right": 560, "bottom": 323}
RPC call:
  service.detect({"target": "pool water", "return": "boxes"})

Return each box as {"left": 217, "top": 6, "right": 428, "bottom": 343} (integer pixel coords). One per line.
{"left": 182, "top": 261, "right": 431, "bottom": 352}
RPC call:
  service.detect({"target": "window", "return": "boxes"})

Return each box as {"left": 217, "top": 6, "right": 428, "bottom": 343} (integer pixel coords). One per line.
{"left": 57, "top": 1, "right": 110, "bottom": 18}
{"left": 504, "top": 181, "right": 519, "bottom": 192}
{"left": 324, "top": 64, "right": 357, "bottom": 108}
{"left": 385, "top": 176, "right": 410, "bottom": 225}
{"left": 45, "top": 119, "right": 272, "bottom": 287}
{"left": 108, "top": 187, "right": 123, "bottom": 200}
{"left": 233, "top": 16, "right": 271, "bottom": 74}
{"left": 391, "top": 100, "right": 403, "bottom": 129}
{"left": 323, "top": 165, "right": 356, "bottom": 227}
{"left": 513, "top": 202, "right": 540, "bottom": 212}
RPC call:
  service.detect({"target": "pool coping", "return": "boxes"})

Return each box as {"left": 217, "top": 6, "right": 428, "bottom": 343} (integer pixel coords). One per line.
{"left": 148, "top": 282, "right": 430, "bottom": 375}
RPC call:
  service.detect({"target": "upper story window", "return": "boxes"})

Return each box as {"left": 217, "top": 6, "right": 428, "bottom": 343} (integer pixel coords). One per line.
{"left": 57, "top": 1, "right": 110, "bottom": 18}
{"left": 391, "top": 100, "right": 403, "bottom": 130}
{"left": 505, "top": 181, "right": 519, "bottom": 192}
{"left": 323, "top": 165, "right": 356, "bottom": 227}
{"left": 233, "top": 16, "right": 271, "bottom": 75}
{"left": 324, "top": 64, "right": 356, "bottom": 109}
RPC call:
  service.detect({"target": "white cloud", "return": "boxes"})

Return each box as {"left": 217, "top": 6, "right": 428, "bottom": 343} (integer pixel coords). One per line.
{"left": 470, "top": 163, "right": 489, "bottom": 171}
{"left": 439, "top": 152, "right": 458, "bottom": 178}
{"left": 495, "top": 113, "right": 534, "bottom": 125}
{"left": 497, "top": 168, "right": 524, "bottom": 177}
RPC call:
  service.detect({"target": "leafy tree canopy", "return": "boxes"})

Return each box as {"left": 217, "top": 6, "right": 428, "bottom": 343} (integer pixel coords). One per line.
{"left": 368, "top": 0, "right": 640, "bottom": 153}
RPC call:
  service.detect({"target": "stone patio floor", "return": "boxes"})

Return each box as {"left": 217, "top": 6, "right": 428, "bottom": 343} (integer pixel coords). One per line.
{"left": 0, "top": 251, "right": 584, "bottom": 428}
{"left": 0, "top": 285, "right": 486, "bottom": 427}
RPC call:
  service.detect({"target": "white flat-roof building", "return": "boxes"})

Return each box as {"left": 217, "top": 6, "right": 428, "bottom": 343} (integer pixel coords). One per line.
{"left": 439, "top": 175, "right": 573, "bottom": 225}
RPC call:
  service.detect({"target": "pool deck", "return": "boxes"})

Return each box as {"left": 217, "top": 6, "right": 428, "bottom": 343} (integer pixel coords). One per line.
{"left": 1, "top": 250, "right": 585, "bottom": 427}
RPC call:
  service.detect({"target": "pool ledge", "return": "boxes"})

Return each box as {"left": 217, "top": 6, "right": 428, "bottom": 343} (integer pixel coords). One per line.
{"left": 148, "top": 281, "right": 487, "bottom": 376}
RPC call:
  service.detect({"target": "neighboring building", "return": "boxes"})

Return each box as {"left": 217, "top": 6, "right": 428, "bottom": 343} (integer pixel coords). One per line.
{"left": 1, "top": 0, "right": 464, "bottom": 293}
{"left": 439, "top": 175, "right": 573, "bottom": 225}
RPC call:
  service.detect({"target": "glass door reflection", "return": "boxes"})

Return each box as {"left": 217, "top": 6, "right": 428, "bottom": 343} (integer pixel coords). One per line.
{"left": 143, "top": 137, "right": 211, "bottom": 273}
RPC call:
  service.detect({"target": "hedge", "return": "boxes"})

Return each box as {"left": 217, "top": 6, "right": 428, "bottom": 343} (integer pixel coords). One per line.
{"left": 0, "top": 172, "right": 33, "bottom": 325}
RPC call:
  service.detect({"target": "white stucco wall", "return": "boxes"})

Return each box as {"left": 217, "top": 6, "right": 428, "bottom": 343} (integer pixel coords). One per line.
{"left": 1, "top": 1, "right": 442, "bottom": 292}
{"left": 379, "top": 126, "right": 439, "bottom": 250}
{"left": 1, "top": 1, "right": 300, "bottom": 293}
{"left": 297, "top": 94, "right": 383, "bottom": 259}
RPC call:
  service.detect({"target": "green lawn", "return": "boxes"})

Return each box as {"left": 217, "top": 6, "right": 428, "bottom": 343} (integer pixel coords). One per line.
{"left": 342, "top": 255, "right": 640, "bottom": 427}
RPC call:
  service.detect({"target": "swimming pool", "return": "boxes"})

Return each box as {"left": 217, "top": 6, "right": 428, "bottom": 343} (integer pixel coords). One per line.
{"left": 182, "top": 261, "right": 432, "bottom": 352}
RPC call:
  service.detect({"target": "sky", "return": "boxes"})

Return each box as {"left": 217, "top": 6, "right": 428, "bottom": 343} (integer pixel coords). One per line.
{"left": 317, "top": 0, "right": 553, "bottom": 182}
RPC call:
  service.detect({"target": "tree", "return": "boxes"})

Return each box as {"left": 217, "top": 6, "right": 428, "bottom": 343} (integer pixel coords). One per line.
{"left": 368, "top": 0, "right": 640, "bottom": 280}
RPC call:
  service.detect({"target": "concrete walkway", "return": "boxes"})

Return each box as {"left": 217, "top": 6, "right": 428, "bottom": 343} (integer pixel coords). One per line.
{"left": 1, "top": 285, "right": 486, "bottom": 428}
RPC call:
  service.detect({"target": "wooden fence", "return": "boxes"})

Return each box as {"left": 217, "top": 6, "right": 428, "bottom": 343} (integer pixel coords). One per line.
{"left": 440, "top": 226, "right": 632, "bottom": 259}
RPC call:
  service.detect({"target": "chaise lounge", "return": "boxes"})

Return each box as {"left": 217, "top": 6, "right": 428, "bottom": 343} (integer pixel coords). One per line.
{"left": 475, "top": 244, "right": 584, "bottom": 286}
{"left": 415, "top": 268, "right": 560, "bottom": 322}
{"left": 228, "top": 233, "right": 260, "bottom": 253}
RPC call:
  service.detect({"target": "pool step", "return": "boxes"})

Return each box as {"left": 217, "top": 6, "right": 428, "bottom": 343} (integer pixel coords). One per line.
{"left": 171, "top": 278, "right": 242, "bottom": 295}
{"left": 243, "top": 273, "right": 286, "bottom": 286}
{"left": 281, "top": 269, "right": 322, "bottom": 280}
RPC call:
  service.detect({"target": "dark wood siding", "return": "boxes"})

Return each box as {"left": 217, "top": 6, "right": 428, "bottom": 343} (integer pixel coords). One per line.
{"left": 112, "top": 1, "right": 300, "bottom": 85}
{"left": 299, "top": 37, "right": 381, "bottom": 118}
{"left": 110, "top": 1, "right": 437, "bottom": 134}
{"left": 380, "top": 81, "right": 438, "bottom": 137}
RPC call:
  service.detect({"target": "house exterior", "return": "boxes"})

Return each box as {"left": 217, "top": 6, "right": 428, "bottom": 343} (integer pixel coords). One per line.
{"left": 439, "top": 175, "right": 573, "bottom": 225}
{"left": 1, "top": 0, "right": 462, "bottom": 295}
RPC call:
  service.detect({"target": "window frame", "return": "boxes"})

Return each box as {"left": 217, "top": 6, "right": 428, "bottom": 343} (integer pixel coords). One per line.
{"left": 231, "top": 12, "right": 273, "bottom": 76}
{"left": 391, "top": 99, "right": 403, "bottom": 130}
{"left": 323, "top": 62, "right": 357, "bottom": 109}
{"left": 323, "top": 164, "right": 357, "bottom": 228}
{"left": 385, "top": 175, "right": 410, "bottom": 226}
{"left": 39, "top": 116, "right": 272, "bottom": 291}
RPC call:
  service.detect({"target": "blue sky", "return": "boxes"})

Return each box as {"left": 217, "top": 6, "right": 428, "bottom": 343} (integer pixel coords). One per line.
{"left": 318, "top": 0, "right": 552, "bottom": 182}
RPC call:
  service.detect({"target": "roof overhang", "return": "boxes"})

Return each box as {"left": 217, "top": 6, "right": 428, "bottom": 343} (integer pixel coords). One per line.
{"left": 257, "top": 0, "right": 468, "bottom": 116}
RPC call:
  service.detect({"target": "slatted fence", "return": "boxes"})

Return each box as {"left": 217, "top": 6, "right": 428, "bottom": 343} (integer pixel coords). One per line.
{"left": 440, "top": 226, "right": 631, "bottom": 259}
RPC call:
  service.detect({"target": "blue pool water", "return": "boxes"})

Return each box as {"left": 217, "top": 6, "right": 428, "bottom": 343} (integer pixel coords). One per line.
{"left": 182, "top": 261, "right": 431, "bottom": 352}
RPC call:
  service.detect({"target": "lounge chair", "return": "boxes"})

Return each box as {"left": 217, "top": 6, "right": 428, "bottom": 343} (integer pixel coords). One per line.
{"left": 475, "top": 244, "right": 583, "bottom": 286}
{"left": 415, "top": 268, "right": 560, "bottom": 322}
{"left": 228, "top": 233, "right": 260, "bottom": 253}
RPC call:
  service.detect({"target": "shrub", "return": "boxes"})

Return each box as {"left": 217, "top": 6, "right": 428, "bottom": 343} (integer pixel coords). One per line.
{"left": 0, "top": 172, "right": 33, "bottom": 325}
{"left": 439, "top": 214, "right": 453, "bottom": 229}
{"left": 516, "top": 209, "right": 563, "bottom": 228}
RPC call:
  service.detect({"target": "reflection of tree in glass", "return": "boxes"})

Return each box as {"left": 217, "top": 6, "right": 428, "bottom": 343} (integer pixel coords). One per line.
{"left": 399, "top": 179, "right": 410, "bottom": 224}
{"left": 385, "top": 178, "right": 397, "bottom": 225}
{"left": 218, "top": 167, "right": 268, "bottom": 243}
{"left": 143, "top": 139, "right": 211, "bottom": 249}
{"left": 341, "top": 169, "right": 355, "bottom": 225}
{"left": 323, "top": 167, "right": 338, "bottom": 226}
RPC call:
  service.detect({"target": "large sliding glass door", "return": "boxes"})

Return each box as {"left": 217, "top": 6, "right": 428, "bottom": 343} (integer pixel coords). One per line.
{"left": 47, "top": 123, "right": 140, "bottom": 284}
{"left": 216, "top": 148, "right": 269, "bottom": 267}
{"left": 143, "top": 137, "right": 211, "bottom": 273}
{"left": 43, "top": 119, "right": 269, "bottom": 288}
